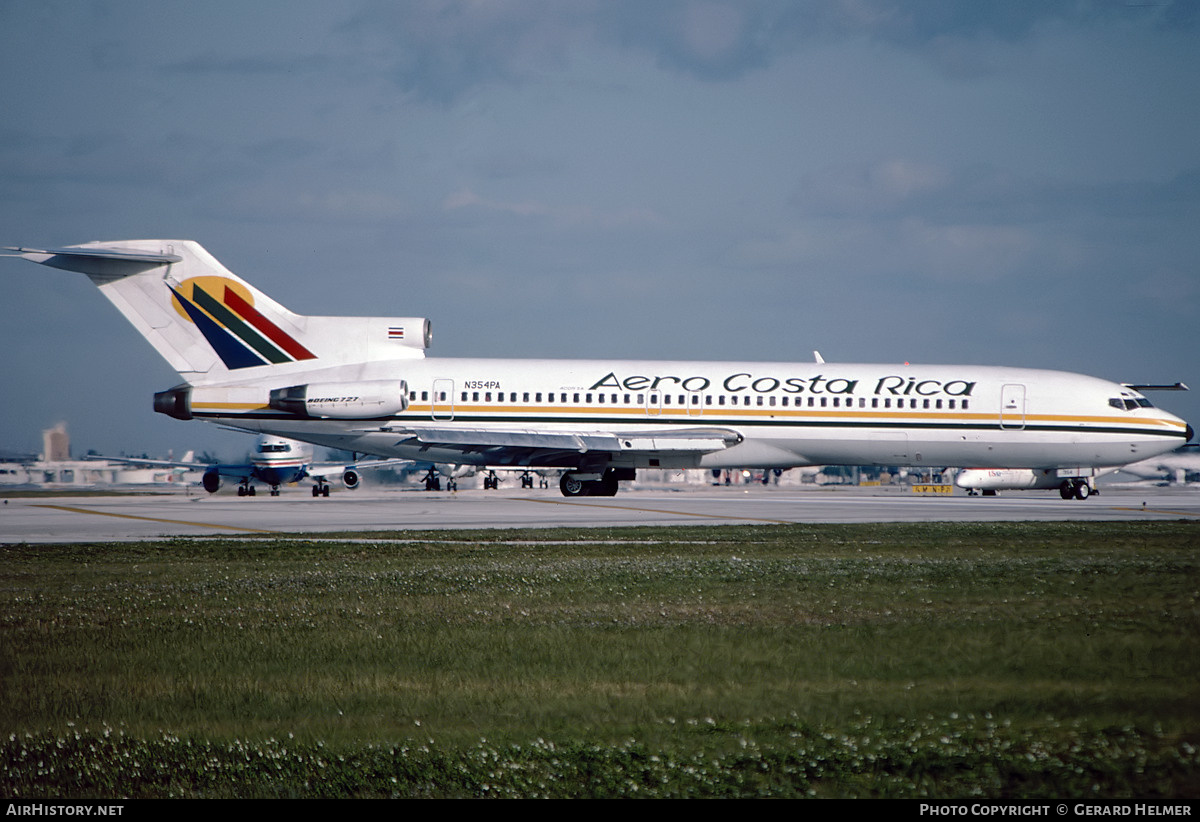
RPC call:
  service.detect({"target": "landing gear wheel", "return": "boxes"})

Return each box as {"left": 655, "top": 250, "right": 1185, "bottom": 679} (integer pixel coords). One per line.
{"left": 1074, "top": 482, "right": 1091, "bottom": 501}
{"left": 312, "top": 485, "right": 321, "bottom": 497}
{"left": 592, "top": 472, "right": 619, "bottom": 496}
{"left": 1060, "top": 483, "right": 1074, "bottom": 500}
{"left": 560, "top": 474, "right": 586, "bottom": 497}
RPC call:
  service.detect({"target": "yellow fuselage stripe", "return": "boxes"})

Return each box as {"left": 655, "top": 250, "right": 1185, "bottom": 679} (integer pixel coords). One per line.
{"left": 188, "top": 401, "right": 1186, "bottom": 433}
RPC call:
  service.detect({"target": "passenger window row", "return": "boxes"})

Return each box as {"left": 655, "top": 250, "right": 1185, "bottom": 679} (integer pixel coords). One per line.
{"left": 404, "top": 390, "right": 969, "bottom": 411}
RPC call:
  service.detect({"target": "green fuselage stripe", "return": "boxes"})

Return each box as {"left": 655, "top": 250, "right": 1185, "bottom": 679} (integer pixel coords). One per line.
{"left": 192, "top": 286, "right": 291, "bottom": 364}
{"left": 192, "top": 410, "right": 1186, "bottom": 440}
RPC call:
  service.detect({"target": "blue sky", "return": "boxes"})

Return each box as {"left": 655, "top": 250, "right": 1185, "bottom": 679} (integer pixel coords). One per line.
{"left": 1, "top": 1, "right": 1197, "bottom": 460}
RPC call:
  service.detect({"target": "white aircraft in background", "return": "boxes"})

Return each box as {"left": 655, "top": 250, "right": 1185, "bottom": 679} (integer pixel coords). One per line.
{"left": 100, "top": 434, "right": 405, "bottom": 497}
{"left": 1111, "top": 446, "right": 1200, "bottom": 485}
{"left": 955, "top": 467, "right": 1118, "bottom": 500}
{"left": 6, "top": 240, "right": 1192, "bottom": 497}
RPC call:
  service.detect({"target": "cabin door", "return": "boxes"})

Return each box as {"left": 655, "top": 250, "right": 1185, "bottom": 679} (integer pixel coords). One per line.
{"left": 645, "top": 390, "right": 663, "bottom": 417}
{"left": 431, "top": 379, "right": 455, "bottom": 421}
{"left": 1000, "top": 384, "right": 1026, "bottom": 430}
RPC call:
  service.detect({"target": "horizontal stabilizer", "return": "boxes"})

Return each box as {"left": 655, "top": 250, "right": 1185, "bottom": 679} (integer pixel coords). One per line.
{"left": 7, "top": 245, "right": 181, "bottom": 282}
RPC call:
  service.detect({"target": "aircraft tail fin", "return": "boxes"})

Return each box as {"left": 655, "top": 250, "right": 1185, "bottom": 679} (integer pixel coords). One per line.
{"left": 9, "top": 240, "right": 431, "bottom": 384}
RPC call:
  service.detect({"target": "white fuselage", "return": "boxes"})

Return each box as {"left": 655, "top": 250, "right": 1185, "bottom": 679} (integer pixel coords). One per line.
{"left": 188, "top": 358, "right": 1190, "bottom": 472}
{"left": 248, "top": 435, "right": 313, "bottom": 486}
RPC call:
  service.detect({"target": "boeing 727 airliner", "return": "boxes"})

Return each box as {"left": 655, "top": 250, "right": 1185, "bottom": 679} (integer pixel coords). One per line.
{"left": 6, "top": 240, "right": 1192, "bottom": 497}
{"left": 99, "top": 434, "right": 406, "bottom": 497}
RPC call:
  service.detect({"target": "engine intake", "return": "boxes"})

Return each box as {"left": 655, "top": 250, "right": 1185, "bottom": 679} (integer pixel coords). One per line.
{"left": 269, "top": 380, "right": 409, "bottom": 419}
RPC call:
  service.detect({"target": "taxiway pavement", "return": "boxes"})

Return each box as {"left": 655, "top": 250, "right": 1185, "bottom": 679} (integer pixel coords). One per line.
{"left": 2, "top": 484, "right": 1197, "bottom": 543}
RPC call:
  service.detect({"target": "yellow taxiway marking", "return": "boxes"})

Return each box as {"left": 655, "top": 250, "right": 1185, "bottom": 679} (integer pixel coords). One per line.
{"left": 32, "top": 504, "right": 283, "bottom": 534}
{"left": 513, "top": 497, "right": 798, "bottom": 525}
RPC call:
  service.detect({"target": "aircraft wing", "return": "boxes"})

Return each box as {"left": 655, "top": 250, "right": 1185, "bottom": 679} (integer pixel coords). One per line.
{"left": 369, "top": 425, "right": 742, "bottom": 467}
{"left": 88, "top": 455, "right": 255, "bottom": 480}
{"left": 85, "top": 455, "right": 204, "bottom": 471}
{"left": 306, "top": 457, "right": 414, "bottom": 482}
{"left": 202, "top": 463, "right": 256, "bottom": 481}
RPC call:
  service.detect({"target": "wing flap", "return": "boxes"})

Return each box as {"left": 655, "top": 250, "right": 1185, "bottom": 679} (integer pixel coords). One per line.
{"left": 408, "top": 428, "right": 620, "bottom": 453}
{"left": 366, "top": 425, "right": 742, "bottom": 464}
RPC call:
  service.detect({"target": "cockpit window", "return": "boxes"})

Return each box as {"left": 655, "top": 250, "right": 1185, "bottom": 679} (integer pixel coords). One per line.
{"left": 1109, "top": 396, "right": 1154, "bottom": 411}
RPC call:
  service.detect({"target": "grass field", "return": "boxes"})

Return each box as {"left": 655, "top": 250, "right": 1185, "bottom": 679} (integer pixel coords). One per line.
{"left": 2, "top": 521, "right": 1197, "bottom": 798}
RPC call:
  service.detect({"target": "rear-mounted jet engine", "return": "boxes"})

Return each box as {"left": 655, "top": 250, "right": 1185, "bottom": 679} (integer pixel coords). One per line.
{"left": 269, "top": 380, "right": 409, "bottom": 419}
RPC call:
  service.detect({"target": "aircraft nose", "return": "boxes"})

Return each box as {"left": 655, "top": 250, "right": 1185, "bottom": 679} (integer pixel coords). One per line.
{"left": 1188, "top": 423, "right": 1195, "bottom": 443}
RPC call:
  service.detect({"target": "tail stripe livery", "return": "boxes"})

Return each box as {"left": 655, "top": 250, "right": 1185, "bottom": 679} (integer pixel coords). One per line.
{"left": 186, "top": 284, "right": 289, "bottom": 364}
{"left": 170, "top": 284, "right": 273, "bottom": 370}
{"left": 221, "top": 286, "right": 316, "bottom": 361}
{"left": 169, "top": 280, "right": 317, "bottom": 370}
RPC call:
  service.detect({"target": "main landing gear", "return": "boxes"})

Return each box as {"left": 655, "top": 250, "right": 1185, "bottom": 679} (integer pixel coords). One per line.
{"left": 311, "top": 482, "right": 331, "bottom": 497}
{"left": 1059, "top": 480, "right": 1096, "bottom": 501}
{"left": 237, "top": 482, "right": 256, "bottom": 497}
{"left": 559, "top": 470, "right": 620, "bottom": 497}
{"left": 494, "top": 471, "right": 544, "bottom": 489}
{"left": 420, "top": 468, "right": 457, "bottom": 491}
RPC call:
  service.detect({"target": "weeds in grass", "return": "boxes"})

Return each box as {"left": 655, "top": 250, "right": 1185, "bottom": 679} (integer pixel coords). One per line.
{"left": 4, "top": 717, "right": 1195, "bottom": 798}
